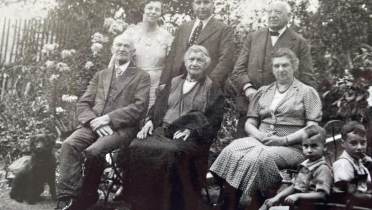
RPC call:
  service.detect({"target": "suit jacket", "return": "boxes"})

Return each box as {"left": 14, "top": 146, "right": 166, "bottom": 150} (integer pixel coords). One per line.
{"left": 231, "top": 27, "right": 314, "bottom": 92}
{"left": 159, "top": 17, "right": 235, "bottom": 87}
{"left": 77, "top": 62, "right": 151, "bottom": 133}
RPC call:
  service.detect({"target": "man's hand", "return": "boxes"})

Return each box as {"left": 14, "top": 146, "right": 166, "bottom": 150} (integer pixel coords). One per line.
{"left": 284, "top": 194, "right": 300, "bottom": 205}
{"left": 244, "top": 87, "right": 257, "bottom": 98}
{"left": 262, "top": 135, "right": 286, "bottom": 146}
{"left": 90, "top": 115, "right": 111, "bottom": 131}
{"left": 173, "top": 129, "right": 191, "bottom": 141}
{"left": 137, "top": 120, "right": 154, "bottom": 139}
{"left": 95, "top": 125, "right": 114, "bottom": 137}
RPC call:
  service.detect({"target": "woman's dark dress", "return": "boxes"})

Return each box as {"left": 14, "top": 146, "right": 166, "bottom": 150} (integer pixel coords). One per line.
{"left": 122, "top": 74, "right": 224, "bottom": 210}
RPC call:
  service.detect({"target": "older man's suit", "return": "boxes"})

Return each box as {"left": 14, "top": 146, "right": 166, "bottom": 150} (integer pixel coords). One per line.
{"left": 159, "top": 17, "right": 235, "bottom": 87}
{"left": 231, "top": 27, "right": 313, "bottom": 137}
{"left": 57, "top": 62, "right": 150, "bottom": 199}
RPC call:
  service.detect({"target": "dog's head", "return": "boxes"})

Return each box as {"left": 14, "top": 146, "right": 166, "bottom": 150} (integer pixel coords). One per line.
{"left": 30, "top": 134, "right": 55, "bottom": 156}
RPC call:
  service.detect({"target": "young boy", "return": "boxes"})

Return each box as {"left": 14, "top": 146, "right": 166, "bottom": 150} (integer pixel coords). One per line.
{"left": 333, "top": 121, "right": 372, "bottom": 200}
{"left": 260, "top": 125, "right": 333, "bottom": 210}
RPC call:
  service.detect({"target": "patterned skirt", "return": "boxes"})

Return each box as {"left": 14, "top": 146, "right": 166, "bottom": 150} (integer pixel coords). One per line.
{"left": 210, "top": 123, "right": 304, "bottom": 195}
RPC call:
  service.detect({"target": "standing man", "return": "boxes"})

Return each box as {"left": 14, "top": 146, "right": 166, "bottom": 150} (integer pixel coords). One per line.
{"left": 159, "top": 0, "right": 235, "bottom": 88}
{"left": 55, "top": 34, "right": 150, "bottom": 210}
{"left": 231, "top": 1, "right": 314, "bottom": 137}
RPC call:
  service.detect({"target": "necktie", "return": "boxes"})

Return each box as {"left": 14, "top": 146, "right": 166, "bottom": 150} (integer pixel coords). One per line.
{"left": 188, "top": 21, "right": 203, "bottom": 47}
{"left": 270, "top": 31, "right": 279, "bottom": 36}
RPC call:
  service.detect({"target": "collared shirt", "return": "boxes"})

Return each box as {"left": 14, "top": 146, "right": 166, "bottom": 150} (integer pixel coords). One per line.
{"left": 333, "top": 151, "right": 371, "bottom": 193}
{"left": 269, "top": 26, "right": 287, "bottom": 46}
{"left": 189, "top": 16, "right": 213, "bottom": 42}
{"left": 293, "top": 157, "right": 333, "bottom": 194}
{"left": 115, "top": 61, "right": 130, "bottom": 78}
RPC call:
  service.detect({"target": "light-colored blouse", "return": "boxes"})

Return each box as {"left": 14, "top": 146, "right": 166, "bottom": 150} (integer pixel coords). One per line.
{"left": 122, "top": 24, "right": 173, "bottom": 108}
{"left": 247, "top": 79, "right": 322, "bottom": 127}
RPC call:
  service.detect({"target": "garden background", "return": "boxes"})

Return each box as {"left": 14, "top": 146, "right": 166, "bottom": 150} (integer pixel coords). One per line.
{"left": 0, "top": 0, "right": 371, "bottom": 208}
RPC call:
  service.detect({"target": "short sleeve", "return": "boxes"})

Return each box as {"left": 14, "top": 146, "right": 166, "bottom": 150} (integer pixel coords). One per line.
{"left": 303, "top": 86, "right": 322, "bottom": 122}
{"left": 313, "top": 165, "right": 333, "bottom": 194}
{"left": 333, "top": 159, "right": 355, "bottom": 183}
{"left": 246, "top": 87, "right": 265, "bottom": 119}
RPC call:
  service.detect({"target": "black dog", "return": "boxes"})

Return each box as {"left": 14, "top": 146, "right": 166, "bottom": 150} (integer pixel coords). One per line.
{"left": 10, "top": 134, "right": 57, "bottom": 204}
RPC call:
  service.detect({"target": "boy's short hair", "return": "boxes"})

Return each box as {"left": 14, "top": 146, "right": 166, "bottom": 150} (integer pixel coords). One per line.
{"left": 341, "top": 121, "right": 366, "bottom": 140}
{"left": 304, "top": 124, "right": 326, "bottom": 144}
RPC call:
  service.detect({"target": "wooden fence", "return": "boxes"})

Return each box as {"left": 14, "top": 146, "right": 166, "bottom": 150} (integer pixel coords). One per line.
{"left": 0, "top": 17, "right": 71, "bottom": 64}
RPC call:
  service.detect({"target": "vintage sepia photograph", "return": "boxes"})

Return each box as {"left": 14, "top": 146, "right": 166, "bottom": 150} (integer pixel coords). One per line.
{"left": 0, "top": 0, "right": 371, "bottom": 210}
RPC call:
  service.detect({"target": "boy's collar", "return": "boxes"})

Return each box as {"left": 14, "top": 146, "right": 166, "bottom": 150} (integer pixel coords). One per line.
{"left": 340, "top": 150, "right": 363, "bottom": 165}
{"left": 300, "top": 156, "right": 327, "bottom": 171}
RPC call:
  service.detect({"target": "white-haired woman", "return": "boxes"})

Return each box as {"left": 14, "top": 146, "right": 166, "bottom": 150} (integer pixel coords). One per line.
{"left": 122, "top": 45, "right": 224, "bottom": 210}
{"left": 210, "top": 48, "right": 322, "bottom": 210}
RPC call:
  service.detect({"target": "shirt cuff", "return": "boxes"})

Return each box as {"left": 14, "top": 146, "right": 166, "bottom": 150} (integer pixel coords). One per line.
{"left": 243, "top": 83, "right": 253, "bottom": 92}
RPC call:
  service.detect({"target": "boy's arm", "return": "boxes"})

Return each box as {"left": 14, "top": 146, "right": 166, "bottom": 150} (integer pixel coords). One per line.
{"left": 284, "top": 191, "right": 327, "bottom": 205}
{"left": 264, "top": 185, "right": 296, "bottom": 207}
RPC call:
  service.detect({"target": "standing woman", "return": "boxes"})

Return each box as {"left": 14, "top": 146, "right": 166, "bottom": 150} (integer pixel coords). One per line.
{"left": 121, "top": 0, "right": 173, "bottom": 108}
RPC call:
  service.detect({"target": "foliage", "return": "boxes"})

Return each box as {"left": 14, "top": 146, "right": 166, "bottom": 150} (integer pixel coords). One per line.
{"left": 0, "top": 64, "right": 56, "bottom": 163}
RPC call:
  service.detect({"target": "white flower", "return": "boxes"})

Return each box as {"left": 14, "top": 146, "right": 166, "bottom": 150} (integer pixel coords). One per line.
{"left": 56, "top": 107, "right": 65, "bottom": 114}
{"left": 45, "top": 60, "right": 55, "bottom": 69}
{"left": 114, "top": 8, "right": 126, "bottom": 19}
{"left": 108, "top": 20, "right": 127, "bottom": 35}
{"left": 84, "top": 61, "right": 94, "bottom": 70}
{"left": 42, "top": 43, "right": 59, "bottom": 53}
{"left": 91, "top": 32, "right": 109, "bottom": 43}
{"left": 62, "top": 94, "right": 78, "bottom": 103}
{"left": 104, "top": 17, "right": 114, "bottom": 29}
{"left": 91, "top": 43, "right": 103, "bottom": 56}
{"left": 49, "top": 74, "right": 60, "bottom": 82}
{"left": 56, "top": 62, "right": 71, "bottom": 72}
{"left": 60, "top": 49, "right": 76, "bottom": 59}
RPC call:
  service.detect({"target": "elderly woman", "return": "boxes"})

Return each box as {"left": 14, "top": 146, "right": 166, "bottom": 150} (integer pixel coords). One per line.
{"left": 122, "top": 45, "right": 224, "bottom": 210}
{"left": 210, "top": 48, "right": 322, "bottom": 210}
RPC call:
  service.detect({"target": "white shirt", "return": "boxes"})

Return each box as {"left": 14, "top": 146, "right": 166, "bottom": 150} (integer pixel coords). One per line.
{"left": 183, "top": 80, "right": 197, "bottom": 94}
{"left": 269, "top": 88, "right": 288, "bottom": 111}
{"left": 115, "top": 61, "right": 130, "bottom": 78}
{"left": 269, "top": 26, "right": 287, "bottom": 46}
{"left": 189, "top": 16, "right": 213, "bottom": 42}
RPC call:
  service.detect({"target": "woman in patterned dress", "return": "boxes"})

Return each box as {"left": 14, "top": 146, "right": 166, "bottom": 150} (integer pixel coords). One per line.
{"left": 210, "top": 48, "right": 322, "bottom": 210}
{"left": 119, "top": 0, "right": 173, "bottom": 108}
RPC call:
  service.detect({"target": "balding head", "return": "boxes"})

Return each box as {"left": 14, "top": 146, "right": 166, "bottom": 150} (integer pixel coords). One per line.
{"left": 267, "top": 1, "right": 291, "bottom": 31}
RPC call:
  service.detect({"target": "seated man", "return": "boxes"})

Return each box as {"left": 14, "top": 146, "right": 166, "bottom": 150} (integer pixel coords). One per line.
{"left": 55, "top": 34, "right": 151, "bottom": 210}
{"left": 122, "top": 45, "right": 225, "bottom": 210}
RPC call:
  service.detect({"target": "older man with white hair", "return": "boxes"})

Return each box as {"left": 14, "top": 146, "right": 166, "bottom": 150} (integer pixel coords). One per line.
{"left": 55, "top": 34, "right": 151, "bottom": 210}
{"left": 231, "top": 0, "right": 314, "bottom": 137}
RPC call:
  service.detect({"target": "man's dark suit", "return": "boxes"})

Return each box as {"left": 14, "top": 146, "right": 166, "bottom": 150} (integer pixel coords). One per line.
{"left": 231, "top": 27, "right": 313, "bottom": 137}
{"left": 159, "top": 17, "right": 235, "bottom": 87}
{"left": 57, "top": 62, "right": 150, "bottom": 199}
{"left": 231, "top": 27, "right": 313, "bottom": 90}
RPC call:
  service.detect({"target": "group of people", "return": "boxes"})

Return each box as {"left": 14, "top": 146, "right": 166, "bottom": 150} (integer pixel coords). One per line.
{"left": 53, "top": 0, "right": 371, "bottom": 210}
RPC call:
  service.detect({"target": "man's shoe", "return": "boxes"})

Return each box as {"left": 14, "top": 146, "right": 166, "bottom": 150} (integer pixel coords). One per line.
{"left": 55, "top": 197, "right": 75, "bottom": 210}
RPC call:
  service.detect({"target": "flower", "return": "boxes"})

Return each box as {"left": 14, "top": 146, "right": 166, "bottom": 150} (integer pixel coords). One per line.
{"left": 60, "top": 49, "right": 76, "bottom": 59}
{"left": 49, "top": 74, "right": 60, "bottom": 82}
{"left": 114, "top": 8, "right": 126, "bottom": 19}
{"left": 104, "top": 17, "right": 115, "bottom": 29}
{"left": 91, "top": 32, "right": 109, "bottom": 43}
{"left": 108, "top": 20, "right": 127, "bottom": 35}
{"left": 56, "top": 107, "right": 65, "bottom": 114}
{"left": 91, "top": 43, "right": 103, "bottom": 56}
{"left": 42, "top": 43, "right": 59, "bottom": 55}
{"left": 84, "top": 61, "right": 94, "bottom": 70}
{"left": 45, "top": 60, "right": 56, "bottom": 69}
{"left": 62, "top": 94, "right": 78, "bottom": 103}
{"left": 56, "top": 62, "right": 71, "bottom": 72}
